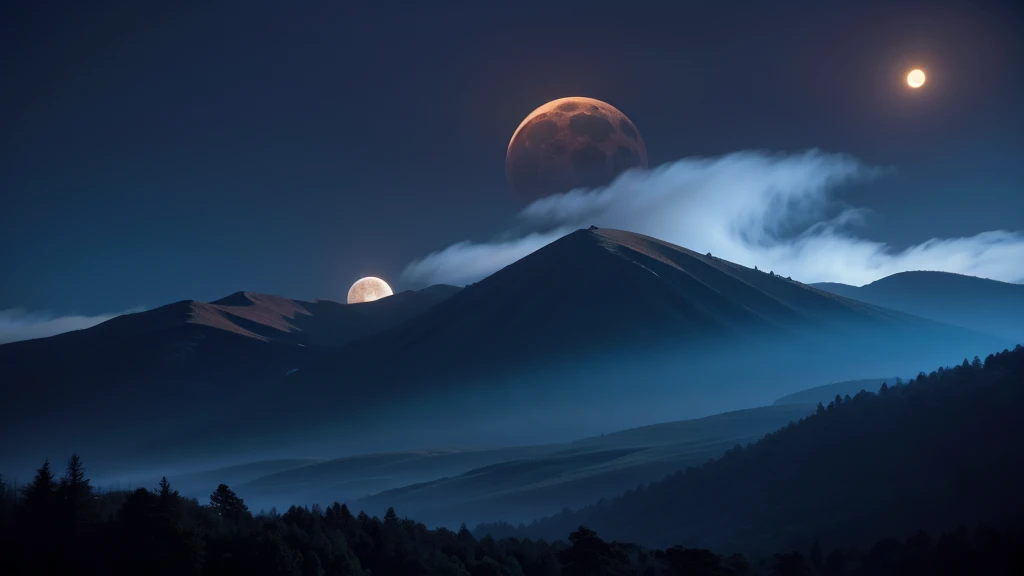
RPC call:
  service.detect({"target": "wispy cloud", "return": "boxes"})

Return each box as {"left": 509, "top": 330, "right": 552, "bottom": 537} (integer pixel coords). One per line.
{"left": 402, "top": 150, "right": 1024, "bottom": 287}
{"left": 0, "top": 307, "right": 144, "bottom": 345}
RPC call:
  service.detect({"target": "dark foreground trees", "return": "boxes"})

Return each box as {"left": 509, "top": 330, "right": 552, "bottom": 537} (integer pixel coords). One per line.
{"left": 1, "top": 456, "right": 1023, "bottom": 575}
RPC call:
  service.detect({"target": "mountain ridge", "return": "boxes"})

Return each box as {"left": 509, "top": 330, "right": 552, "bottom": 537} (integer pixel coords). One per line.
{"left": 1, "top": 229, "right": 1010, "bottom": 485}
{"left": 811, "top": 271, "right": 1024, "bottom": 340}
{"left": 0, "top": 285, "right": 462, "bottom": 477}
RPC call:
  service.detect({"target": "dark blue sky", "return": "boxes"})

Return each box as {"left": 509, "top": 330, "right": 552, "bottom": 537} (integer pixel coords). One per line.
{"left": 2, "top": 0, "right": 1022, "bottom": 315}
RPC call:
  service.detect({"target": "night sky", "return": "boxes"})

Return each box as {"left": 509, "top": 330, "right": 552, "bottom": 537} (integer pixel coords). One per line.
{"left": 2, "top": 0, "right": 1022, "bottom": 318}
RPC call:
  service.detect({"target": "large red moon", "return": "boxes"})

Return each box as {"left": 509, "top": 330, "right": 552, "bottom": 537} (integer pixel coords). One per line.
{"left": 505, "top": 97, "right": 648, "bottom": 204}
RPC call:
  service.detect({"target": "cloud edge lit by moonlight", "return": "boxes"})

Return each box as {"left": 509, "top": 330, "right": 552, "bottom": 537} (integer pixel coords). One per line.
{"left": 402, "top": 150, "right": 1024, "bottom": 287}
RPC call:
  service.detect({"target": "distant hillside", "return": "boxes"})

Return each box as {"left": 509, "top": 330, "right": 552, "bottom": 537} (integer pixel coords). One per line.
{"left": 238, "top": 446, "right": 558, "bottom": 512}
{"left": 812, "top": 271, "right": 1024, "bottom": 340}
{"left": 120, "top": 404, "right": 816, "bottom": 518}
{"left": 482, "top": 345, "right": 1024, "bottom": 557}
{"left": 123, "top": 459, "right": 322, "bottom": 501}
{"left": 774, "top": 377, "right": 897, "bottom": 406}
{"left": 347, "top": 404, "right": 815, "bottom": 529}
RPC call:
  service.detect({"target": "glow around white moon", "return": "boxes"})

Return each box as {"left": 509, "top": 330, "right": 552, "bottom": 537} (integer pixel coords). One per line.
{"left": 907, "top": 69, "right": 926, "bottom": 88}
{"left": 347, "top": 277, "right": 393, "bottom": 304}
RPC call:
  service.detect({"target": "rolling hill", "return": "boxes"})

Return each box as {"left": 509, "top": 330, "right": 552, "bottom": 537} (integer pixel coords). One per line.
{"left": 482, "top": 345, "right": 1024, "bottom": 556}
{"left": 146, "top": 403, "right": 814, "bottom": 516}
{"left": 812, "top": 271, "right": 1024, "bottom": 340}
{"left": 345, "top": 404, "right": 815, "bottom": 529}
{"left": 773, "top": 377, "right": 897, "bottom": 406}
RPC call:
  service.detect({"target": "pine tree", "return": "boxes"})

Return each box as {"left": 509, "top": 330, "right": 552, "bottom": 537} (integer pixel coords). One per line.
{"left": 879, "top": 382, "right": 889, "bottom": 394}
{"left": 384, "top": 506, "right": 398, "bottom": 524}
{"left": 157, "top": 476, "right": 179, "bottom": 518}
{"left": 158, "top": 476, "right": 176, "bottom": 500}
{"left": 19, "top": 461, "right": 61, "bottom": 576}
{"left": 340, "top": 503, "right": 354, "bottom": 521}
{"left": 834, "top": 394, "right": 844, "bottom": 407}
{"left": 210, "top": 484, "right": 248, "bottom": 521}
{"left": 23, "top": 459, "right": 58, "bottom": 515}
{"left": 816, "top": 402, "right": 826, "bottom": 415}
{"left": 60, "top": 454, "right": 91, "bottom": 522}
{"left": 972, "top": 355, "right": 983, "bottom": 370}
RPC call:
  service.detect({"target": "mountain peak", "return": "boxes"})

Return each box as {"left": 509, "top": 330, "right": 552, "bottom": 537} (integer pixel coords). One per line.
{"left": 328, "top": 227, "right": 943, "bottom": 385}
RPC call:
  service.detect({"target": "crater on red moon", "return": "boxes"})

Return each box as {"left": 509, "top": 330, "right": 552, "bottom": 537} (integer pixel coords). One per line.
{"left": 505, "top": 97, "right": 648, "bottom": 204}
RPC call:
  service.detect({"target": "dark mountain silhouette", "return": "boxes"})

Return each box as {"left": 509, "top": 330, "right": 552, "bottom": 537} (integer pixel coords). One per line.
{"left": 201, "top": 285, "right": 462, "bottom": 348}
{"left": 321, "top": 228, "right": 932, "bottom": 378}
{"left": 311, "top": 230, "right": 1004, "bottom": 383}
{"left": 481, "top": 345, "right": 1024, "bottom": 557}
{"left": 278, "top": 228, "right": 1004, "bottom": 450}
{"left": 812, "top": 271, "right": 1024, "bottom": 340}
{"left": 0, "top": 286, "right": 460, "bottom": 476}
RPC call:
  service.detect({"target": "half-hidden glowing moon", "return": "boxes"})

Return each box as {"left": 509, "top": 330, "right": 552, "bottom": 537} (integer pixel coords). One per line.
{"left": 907, "top": 69, "right": 926, "bottom": 88}
{"left": 347, "top": 277, "right": 393, "bottom": 304}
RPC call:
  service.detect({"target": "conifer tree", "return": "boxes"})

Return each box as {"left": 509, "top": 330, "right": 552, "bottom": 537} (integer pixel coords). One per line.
{"left": 158, "top": 476, "right": 174, "bottom": 499}
{"left": 60, "top": 454, "right": 91, "bottom": 522}
{"left": 210, "top": 484, "right": 248, "bottom": 521}
{"left": 157, "top": 476, "right": 179, "bottom": 518}
{"left": 23, "top": 459, "right": 58, "bottom": 515}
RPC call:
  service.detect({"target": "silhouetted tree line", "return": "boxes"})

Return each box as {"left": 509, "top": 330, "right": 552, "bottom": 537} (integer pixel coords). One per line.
{"left": 480, "top": 345, "right": 1024, "bottom": 558}
{"left": 1, "top": 457, "right": 1022, "bottom": 575}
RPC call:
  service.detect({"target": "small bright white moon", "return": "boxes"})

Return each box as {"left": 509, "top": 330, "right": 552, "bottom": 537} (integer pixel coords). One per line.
{"left": 347, "top": 277, "right": 393, "bottom": 304}
{"left": 907, "top": 69, "right": 926, "bottom": 88}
